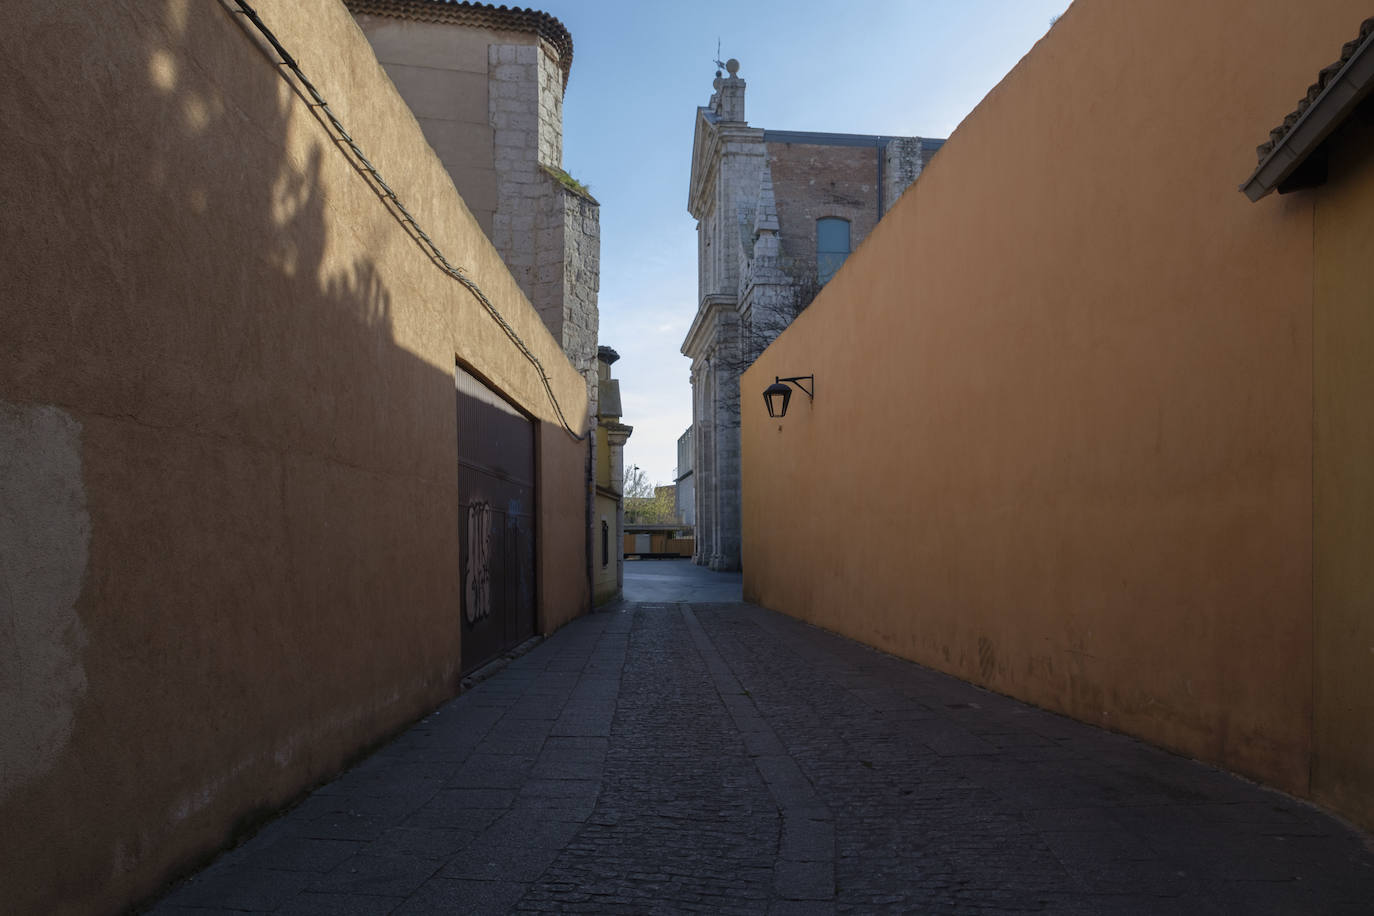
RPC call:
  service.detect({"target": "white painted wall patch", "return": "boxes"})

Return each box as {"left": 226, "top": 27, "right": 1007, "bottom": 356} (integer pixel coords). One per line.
{"left": 0, "top": 401, "right": 90, "bottom": 800}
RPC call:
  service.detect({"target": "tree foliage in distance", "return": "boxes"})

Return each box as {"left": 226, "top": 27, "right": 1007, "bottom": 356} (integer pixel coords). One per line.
{"left": 622, "top": 464, "right": 653, "bottom": 499}
{"left": 622, "top": 469, "right": 679, "bottom": 525}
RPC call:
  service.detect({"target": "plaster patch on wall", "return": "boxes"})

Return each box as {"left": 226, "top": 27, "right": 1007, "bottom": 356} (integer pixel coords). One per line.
{"left": 0, "top": 401, "right": 90, "bottom": 801}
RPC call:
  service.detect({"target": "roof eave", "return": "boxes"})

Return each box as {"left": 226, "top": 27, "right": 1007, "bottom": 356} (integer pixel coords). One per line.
{"left": 1242, "top": 29, "right": 1374, "bottom": 202}
{"left": 344, "top": 0, "right": 574, "bottom": 86}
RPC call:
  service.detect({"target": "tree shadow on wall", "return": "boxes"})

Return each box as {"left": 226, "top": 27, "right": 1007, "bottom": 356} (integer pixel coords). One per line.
{"left": 0, "top": 1, "right": 467, "bottom": 911}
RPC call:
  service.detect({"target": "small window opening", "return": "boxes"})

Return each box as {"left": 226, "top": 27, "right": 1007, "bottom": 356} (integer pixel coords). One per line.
{"left": 817, "top": 217, "right": 851, "bottom": 284}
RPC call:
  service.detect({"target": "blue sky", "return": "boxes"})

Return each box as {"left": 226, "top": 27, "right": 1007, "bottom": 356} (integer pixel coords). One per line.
{"left": 554, "top": 1, "right": 1069, "bottom": 486}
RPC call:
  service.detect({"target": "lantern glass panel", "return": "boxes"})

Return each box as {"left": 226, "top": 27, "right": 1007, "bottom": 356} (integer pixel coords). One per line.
{"left": 763, "top": 382, "right": 791, "bottom": 418}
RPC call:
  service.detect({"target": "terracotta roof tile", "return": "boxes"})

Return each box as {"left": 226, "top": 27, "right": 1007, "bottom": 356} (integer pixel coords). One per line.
{"left": 344, "top": 0, "right": 573, "bottom": 84}
{"left": 1256, "top": 16, "right": 1374, "bottom": 162}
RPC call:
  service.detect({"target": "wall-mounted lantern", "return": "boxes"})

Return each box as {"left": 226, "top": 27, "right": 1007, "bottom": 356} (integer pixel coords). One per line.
{"left": 763, "top": 375, "right": 814, "bottom": 418}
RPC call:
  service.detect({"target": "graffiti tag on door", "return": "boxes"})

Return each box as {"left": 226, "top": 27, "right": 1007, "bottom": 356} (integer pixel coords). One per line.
{"left": 465, "top": 500, "right": 492, "bottom": 624}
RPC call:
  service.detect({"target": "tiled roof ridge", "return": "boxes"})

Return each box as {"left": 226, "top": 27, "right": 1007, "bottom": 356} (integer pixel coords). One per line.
{"left": 344, "top": 0, "right": 573, "bottom": 84}
{"left": 1255, "top": 16, "right": 1374, "bottom": 163}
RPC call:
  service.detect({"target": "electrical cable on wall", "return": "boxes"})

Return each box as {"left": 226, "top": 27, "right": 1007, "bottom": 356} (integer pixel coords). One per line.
{"left": 230, "top": 0, "right": 588, "bottom": 442}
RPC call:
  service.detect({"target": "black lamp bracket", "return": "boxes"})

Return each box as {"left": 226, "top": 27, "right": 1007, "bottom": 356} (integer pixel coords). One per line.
{"left": 776, "top": 375, "right": 814, "bottom": 400}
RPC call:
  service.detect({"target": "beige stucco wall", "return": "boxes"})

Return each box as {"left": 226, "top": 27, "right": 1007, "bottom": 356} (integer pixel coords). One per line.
{"left": 0, "top": 1, "right": 589, "bottom": 913}
{"left": 592, "top": 409, "right": 618, "bottom": 605}
{"left": 594, "top": 490, "right": 619, "bottom": 603}
{"left": 743, "top": 0, "right": 1373, "bottom": 824}
{"left": 1313, "top": 110, "right": 1374, "bottom": 832}
{"left": 540, "top": 425, "right": 591, "bottom": 634}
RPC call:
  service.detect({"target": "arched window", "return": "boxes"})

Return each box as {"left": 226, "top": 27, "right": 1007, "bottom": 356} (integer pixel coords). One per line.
{"left": 817, "top": 217, "right": 851, "bottom": 284}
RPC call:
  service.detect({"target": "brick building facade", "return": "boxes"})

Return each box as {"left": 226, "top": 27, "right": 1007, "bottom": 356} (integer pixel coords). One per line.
{"left": 682, "top": 60, "right": 942, "bottom": 570}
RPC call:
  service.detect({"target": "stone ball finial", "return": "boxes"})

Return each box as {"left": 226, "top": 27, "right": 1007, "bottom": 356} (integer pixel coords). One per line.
{"left": 725, "top": 58, "right": 740, "bottom": 76}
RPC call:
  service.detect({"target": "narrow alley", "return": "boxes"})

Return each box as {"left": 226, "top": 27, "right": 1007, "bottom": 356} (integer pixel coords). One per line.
{"left": 150, "top": 562, "right": 1374, "bottom": 915}
{"left": 9, "top": 4, "right": 1374, "bottom": 914}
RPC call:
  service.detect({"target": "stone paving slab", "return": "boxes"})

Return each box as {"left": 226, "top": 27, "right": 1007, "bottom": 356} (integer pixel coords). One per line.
{"left": 149, "top": 601, "right": 1374, "bottom": 914}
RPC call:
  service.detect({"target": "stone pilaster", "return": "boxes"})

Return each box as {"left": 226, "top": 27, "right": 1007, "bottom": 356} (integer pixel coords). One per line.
{"left": 693, "top": 361, "right": 715, "bottom": 566}
{"left": 740, "top": 165, "right": 796, "bottom": 360}
{"left": 596, "top": 346, "right": 630, "bottom": 600}
{"left": 605, "top": 422, "right": 632, "bottom": 592}
{"left": 883, "top": 136, "right": 929, "bottom": 215}
{"left": 708, "top": 312, "right": 742, "bottom": 572}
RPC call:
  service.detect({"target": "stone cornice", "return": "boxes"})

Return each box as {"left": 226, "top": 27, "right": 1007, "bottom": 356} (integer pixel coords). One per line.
{"left": 681, "top": 294, "right": 736, "bottom": 360}
{"left": 602, "top": 421, "right": 632, "bottom": 447}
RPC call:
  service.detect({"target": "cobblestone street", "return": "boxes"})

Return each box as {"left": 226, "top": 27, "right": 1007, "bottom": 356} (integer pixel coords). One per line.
{"left": 152, "top": 568, "right": 1374, "bottom": 914}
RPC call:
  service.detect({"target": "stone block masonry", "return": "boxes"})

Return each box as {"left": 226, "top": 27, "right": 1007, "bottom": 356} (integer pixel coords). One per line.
{"left": 489, "top": 40, "right": 599, "bottom": 402}
{"left": 559, "top": 186, "right": 600, "bottom": 385}
{"left": 534, "top": 177, "right": 600, "bottom": 391}
{"left": 535, "top": 43, "right": 563, "bottom": 173}
{"left": 884, "top": 136, "right": 928, "bottom": 214}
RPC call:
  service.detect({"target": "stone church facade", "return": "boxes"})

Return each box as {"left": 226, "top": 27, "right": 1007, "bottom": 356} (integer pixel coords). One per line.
{"left": 683, "top": 60, "right": 943, "bottom": 570}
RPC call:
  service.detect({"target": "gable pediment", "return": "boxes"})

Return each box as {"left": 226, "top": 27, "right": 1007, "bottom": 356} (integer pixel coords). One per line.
{"left": 688, "top": 108, "right": 721, "bottom": 218}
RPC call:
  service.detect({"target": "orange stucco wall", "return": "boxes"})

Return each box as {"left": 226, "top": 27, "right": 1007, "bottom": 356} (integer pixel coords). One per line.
{"left": 1313, "top": 108, "right": 1374, "bottom": 831}
{"left": 743, "top": 0, "right": 1372, "bottom": 824}
{"left": 0, "top": 1, "right": 589, "bottom": 913}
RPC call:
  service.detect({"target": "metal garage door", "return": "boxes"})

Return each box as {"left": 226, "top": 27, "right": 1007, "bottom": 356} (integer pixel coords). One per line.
{"left": 456, "top": 366, "right": 536, "bottom": 674}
